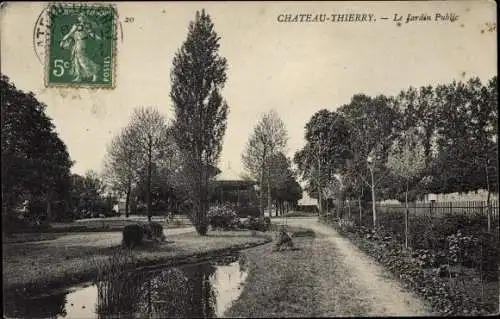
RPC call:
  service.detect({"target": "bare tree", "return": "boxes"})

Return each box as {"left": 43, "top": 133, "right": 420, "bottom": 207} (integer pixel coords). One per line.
{"left": 103, "top": 126, "right": 139, "bottom": 217}
{"left": 128, "top": 107, "right": 170, "bottom": 222}
{"left": 242, "top": 110, "right": 288, "bottom": 217}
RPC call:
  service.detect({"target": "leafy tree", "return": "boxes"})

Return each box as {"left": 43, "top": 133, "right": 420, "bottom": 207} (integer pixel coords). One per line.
{"left": 265, "top": 152, "right": 302, "bottom": 215}
{"left": 431, "top": 77, "right": 498, "bottom": 230}
{"left": 387, "top": 128, "right": 426, "bottom": 248}
{"left": 171, "top": 9, "right": 229, "bottom": 235}
{"left": 395, "top": 86, "right": 440, "bottom": 168}
{"left": 242, "top": 110, "right": 288, "bottom": 217}
{"left": 339, "top": 94, "right": 400, "bottom": 229}
{"left": 293, "top": 109, "right": 351, "bottom": 214}
{"left": 69, "top": 170, "right": 107, "bottom": 218}
{"left": 431, "top": 78, "right": 498, "bottom": 196}
{"left": 341, "top": 166, "right": 371, "bottom": 223}
{"left": 1, "top": 74, "right": 73, "bottom": 222}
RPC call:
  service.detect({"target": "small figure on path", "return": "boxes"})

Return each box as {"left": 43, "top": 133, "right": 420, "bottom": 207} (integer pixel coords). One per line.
{"left": 275, "top": 226, "right": 294, "bottom": 251}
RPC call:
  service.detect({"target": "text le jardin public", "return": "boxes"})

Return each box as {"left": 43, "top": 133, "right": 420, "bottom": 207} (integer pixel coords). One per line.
{"left": 277, "top": 13, "right": 459, "bottom": 24}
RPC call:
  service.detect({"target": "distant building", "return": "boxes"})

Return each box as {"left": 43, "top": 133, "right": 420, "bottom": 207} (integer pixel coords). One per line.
{"left": 211, "top": 166, "right": 260, "bottom": 217}
{"left": 297, "top": 191, "right": 319, "bottom": 213}
{"left": 298, "top": 191, "right": 318, "bottom": 206}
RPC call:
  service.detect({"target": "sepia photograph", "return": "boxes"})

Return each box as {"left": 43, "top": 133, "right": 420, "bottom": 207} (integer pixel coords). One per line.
{"left": 1, "top": 1, "right": 498, "bottom": 318}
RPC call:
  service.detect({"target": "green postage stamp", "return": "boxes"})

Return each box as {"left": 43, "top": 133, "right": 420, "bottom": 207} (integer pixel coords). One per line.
{"left": 46, "top": 3, "right": 116, "bottom": 88}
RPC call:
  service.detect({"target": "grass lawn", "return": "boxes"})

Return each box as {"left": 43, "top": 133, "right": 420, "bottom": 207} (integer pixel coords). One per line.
{"left": 3, "top": 230, "right": 271, "bottom": 296}
{"left": 3, "top": 216, "right": 193, "bottom": 238}
{"left": 2, "top": 232, "right": 67, "bottom": 244}
{"left": 226, "top": 225, "right": 376, "bottom": 317}
{"left": 225, "top": 236, "right": 318, "bottom": 317}
{"left": 51, "top": 216, "right": 191, "bottom": 231}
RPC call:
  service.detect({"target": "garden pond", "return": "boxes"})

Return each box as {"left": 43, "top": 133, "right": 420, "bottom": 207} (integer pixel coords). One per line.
{"left": 4, "top": 253, "right": 248, "bottom": 318}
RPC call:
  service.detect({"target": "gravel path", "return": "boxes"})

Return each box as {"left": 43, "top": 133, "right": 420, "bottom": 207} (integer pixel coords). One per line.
{"left": 286, "top": 217, "right": 434, "bottom": 317}
{"left": 8, "top": 227, "right": 196, "bottom": 248}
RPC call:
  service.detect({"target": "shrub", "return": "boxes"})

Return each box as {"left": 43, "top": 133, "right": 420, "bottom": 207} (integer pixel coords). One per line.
{"left": 410, "top": 213, "right": 490, "bottom": 251}
{"left": 234, "top": 205, "right": 261, "bottom": 218}
{"left": 207, "top": 205, "right": 239, "bottom": 231}
{"left": 447, "top": 229, "right": 499, "bottom": 278}
{"left": 291, "top": 229, "right": 315, "bottom": 237}
{"left": 141, "top": 222, "right": 165, "bottom": 242}
{"left": 338, "top": 218, "right": 356, "bottom": 233}
{"left": 122, "top": 224, "right": 144, "bottom": 248}
{"left": 246, "top": 216, "right": 270, "bottom": 231}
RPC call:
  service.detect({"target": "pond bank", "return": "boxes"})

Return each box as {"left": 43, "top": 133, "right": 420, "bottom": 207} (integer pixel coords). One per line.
{"left": 4, "top": 253, "right": 249, "bottom": 318}
{"left": 3, "top": 230, "right": 272, "bottom": 296}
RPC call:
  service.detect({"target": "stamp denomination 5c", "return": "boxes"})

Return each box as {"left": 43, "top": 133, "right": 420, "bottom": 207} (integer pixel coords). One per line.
{"left": 46, "top": 3, "right": 117, "bottom": 88}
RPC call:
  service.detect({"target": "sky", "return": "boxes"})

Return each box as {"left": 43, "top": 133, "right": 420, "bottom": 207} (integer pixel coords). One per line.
{"left": 1, "top": 1, "right": 497, "bottom": 180}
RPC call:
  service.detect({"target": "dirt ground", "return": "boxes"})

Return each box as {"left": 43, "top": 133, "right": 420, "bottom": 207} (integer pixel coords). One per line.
{"left": 285, "top": 218, "right": 434, "bottom": 316}
{"left": 228, "top": 217, "right": 434, "bottom": 317}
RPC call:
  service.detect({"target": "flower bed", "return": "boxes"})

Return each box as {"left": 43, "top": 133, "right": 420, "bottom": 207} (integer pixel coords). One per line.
{"left": 207, "top": 205, "right": 240, "bottom": 231}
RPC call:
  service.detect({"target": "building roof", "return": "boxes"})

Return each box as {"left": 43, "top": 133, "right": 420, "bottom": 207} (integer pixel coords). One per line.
{"left": 212, "top": 165, "right": 256, "bottom": 189}
{"left": 298, "top": 191, "right": 318, "bottom": 206}
{"left": 214, "top": 166, "right": 245, "bottom": 181}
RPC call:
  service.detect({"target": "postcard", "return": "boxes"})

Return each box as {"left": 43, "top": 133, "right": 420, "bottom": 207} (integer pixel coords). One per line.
{"left": 1, "top": 1, "right": 497, "bottom": 318}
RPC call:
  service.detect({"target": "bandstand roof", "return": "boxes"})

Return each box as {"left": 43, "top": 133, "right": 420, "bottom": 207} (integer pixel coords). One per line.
{"left": 212, "top": 167, "right": 257, "bottom": 189}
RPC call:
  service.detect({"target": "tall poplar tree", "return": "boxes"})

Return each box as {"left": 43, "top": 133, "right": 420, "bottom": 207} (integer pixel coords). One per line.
{"left": 170, "top": 10, "right": 229, "bottom": 235}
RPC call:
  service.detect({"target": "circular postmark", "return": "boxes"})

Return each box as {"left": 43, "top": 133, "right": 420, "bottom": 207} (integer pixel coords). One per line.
{"left": 33, "top": 3, "right": 124, "bottom": 65}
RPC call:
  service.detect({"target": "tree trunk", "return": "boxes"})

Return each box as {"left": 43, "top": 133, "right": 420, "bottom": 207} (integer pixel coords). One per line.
{"left": 405, "top": 180, "right": 409, "bottom": 249}
{"left": 317, "top": 175, "right": 322, "bottom": 216}
{"left": 2, "top": 187, "right": 8, "bottom": 219}
{"left": 259, "top": 167, "right": 265, "bottom": 218}
{"left": 348, "top": 198, "right": 351, "bottom": 220}
{"left": 267, "top": 165, "right": 272, "bottom": 218}
{"left": 358, "top": 196, "right": 362, "bottom": 226}
{"left": 370, "top": 170, "right": 377, "bottom": 230}
{"left": 46, "top": 196, "right": 52, "bottom": 222}
{"left": 195, "top": 165, "right": 209, "bottom": 236}
{"left": 125, "top": 185, "right": 131, "bottom": 218}
{"left": 336, "top": 199, "right": 340, "bottom": 219}
{"left": 317, "top": 137, "right": 323, "bottom": 215}
{"left": 485, "top": 159, "right": 491, "bottom": 232}
{"left": 146, "top": 137, "right": 153, "bottom": 222}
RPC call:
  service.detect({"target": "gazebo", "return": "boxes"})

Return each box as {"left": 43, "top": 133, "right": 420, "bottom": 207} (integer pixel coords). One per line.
{"left": 209, "top": 166, "right": 260, "bottom": 217}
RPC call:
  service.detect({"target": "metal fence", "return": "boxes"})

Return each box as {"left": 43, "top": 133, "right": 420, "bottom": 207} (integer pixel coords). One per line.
{"left": 331, "top": 200, "right": 499, "bottom": 249}
{"left": 373, "top": 200, "right": 499, "bottom": 220}
{"left": 336, "top": 200, "right": 498, "bottom": 219}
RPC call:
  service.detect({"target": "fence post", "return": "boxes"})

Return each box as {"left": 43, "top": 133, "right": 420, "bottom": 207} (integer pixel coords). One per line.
{"left": 487, "top": 201, "right": 492, "bottom": 233}
{"left": 405, "top": 205, "right": 409, "bottom": 249}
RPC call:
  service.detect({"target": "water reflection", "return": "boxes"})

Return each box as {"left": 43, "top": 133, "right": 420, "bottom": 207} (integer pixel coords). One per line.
{"left": 3, "top": 291, "right": 67, "bottom": 318}
{"left": 4, "top": 254, "right": 248, "bottom": 318}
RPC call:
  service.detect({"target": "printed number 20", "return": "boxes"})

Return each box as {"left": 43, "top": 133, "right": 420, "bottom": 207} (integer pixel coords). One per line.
{"left": 53, "top": 59, "right": 70, "bottom": 77}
